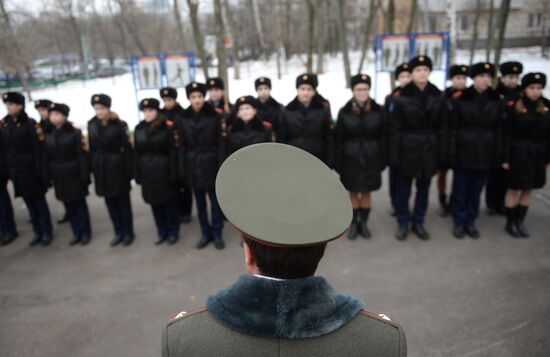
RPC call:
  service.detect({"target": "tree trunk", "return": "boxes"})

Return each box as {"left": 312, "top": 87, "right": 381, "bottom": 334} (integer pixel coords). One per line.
{"left": 284, "top": 0, "right": 292, "bottom": 60}
{"left": 214, "top": 0, "right": 229, "bottom": 97}
{"left": 384, "top": 0, "right": 395, "bottom": 33}
{"left": 357, "top": 0, "right": 378, "bottom": 73}
{"left": 186, "top": 0, "right": 209, "bottom": 79}
{"left": 315, "top": 0, "right": 327, "bottom": 74}
{"left": 223, "top": 0, "right": 240, "bottom": 79}
{"left": 116, "top": 0, "right": 147, "bottom": 54}
{"left": 305, "top": 0, "right": 315, "bottom": 73}
{"left": 0, "top": 0, "right": 32, "bottom": 100}
{"left": 337, "top": 0, "right": 351, "bottom": 88}
{"left": 446, "top": 0, "right": 457, "bottom": 64}
{"left": 468, "top": 0, "right": 481, "bottom": 65}
{"left": 492, "top": 0, "right": 511, "bottom": 87}
{"left": 251, "top": 0, "right": 267, "bottom": 60}
{"left": 407, "top": 0, "right": 417, "bottom": 33}
{"left": 173, "top": 0, "right": 187, "bottom": 51}
{"left": 485, "top": 0, "right": 495, "bottom": 62}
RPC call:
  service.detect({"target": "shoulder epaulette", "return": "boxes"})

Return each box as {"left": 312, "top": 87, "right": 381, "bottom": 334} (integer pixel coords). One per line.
{"left": 359, "top": 309, "right": 399, "bottom": 327}
{"left": 168, "top": 306, "right": 208, "bottom": 324}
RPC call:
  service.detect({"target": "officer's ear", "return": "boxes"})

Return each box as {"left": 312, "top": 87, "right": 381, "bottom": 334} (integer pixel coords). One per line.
{"left": 242, "top": 237, "right": 257, "bottom": 274}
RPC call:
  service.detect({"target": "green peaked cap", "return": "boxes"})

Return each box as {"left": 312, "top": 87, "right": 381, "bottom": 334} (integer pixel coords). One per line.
{"left": 216, "top": 143, "right": 352, "bottom": 247}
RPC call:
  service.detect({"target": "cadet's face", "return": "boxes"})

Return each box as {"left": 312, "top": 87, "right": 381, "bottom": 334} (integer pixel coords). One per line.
{"left": 451, "top": 75, "right": 467, "bottom": 90}
{"left": 93, "top": 104, "right": 110, "bottom": 120}
{"left": 473, "top": 74, "right": 492, "bottom": 91}
{"left": 189, "top": 92, "right": 205, "bottom": 111}
{"left": 37, "top": 107, "right": 50, "bottom": 120}
{"left": 238, "top": 104, "right": 257, "bottom": 122}
{"left": 162, "top": 97, "right": 176, "bottom": 110}
{"left": 208, "top": 88, "right": 223, "bottom": 102}
{"left": 524, "top": 84, "right": 543, "bottom": 101}
{"left": 297, "top": 85, "right": 315, "bottom": 104}
{"left": 397, "top": 72, "right": 411, "bottom": 87}
{"left": 49, "top": 111, "right": 66, "bottom": 126}
{"left": 256, "top": 85, "right": 271, "bottom": 101}
{"left": 501, "top": 74, "right": 519, "bottom": 88}
{"left": 411, "top": 66, "right": 430, "bottom": 86}
{"left": 143, "top": 108, "right": 157, "bottom": 122}
{"left": 6, "top": 102, "right": 23, "bottom": 116}
{"left": 352, "top": 83, "right": 370, "bottom": 103}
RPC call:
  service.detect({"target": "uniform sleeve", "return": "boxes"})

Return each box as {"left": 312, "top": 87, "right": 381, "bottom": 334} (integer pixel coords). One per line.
{"left": 379, "top": 110, "right": 388, "bottom": 170}
{"left": 76, "top": 130, "right": 90, "bottom": 184}
{"left": 387, "top": 97, "right": 401, "bottom": 167}
{"left": 449, "top": 99, "right": 460, "bottom": 167}
{"left": 501, "top": 104, "right": 514, "bottom": 164}
{"left": 121, "top": 121, "right": 134, "bottom": 181}
{"left": 324, "top": 108, "right": 335, "bottom": 169}
{"left": 276, "top": 110, "right": 288, "bottom": 144}
{"left": 133, "top": 130, "right": 141, "bottom": 185}
{"left": 161, "top": 325, "right": 169, "bottom": 357}
{"left": 217, "top": 114, "right": 228, "bottom": 167}
{"left": 438, "top": 98, "right": 452, "bottom": 167}
{"left": 334, "top": 111, "right": 344, "bottom": 174}
{"left": 168, "top": 126, "right": 179, "bottom": 184}
{"left": 397, "top": 324, "right": 407, "bottom": 357}
{"left": 495, "top": 101, "right": 506, "bottom": 165}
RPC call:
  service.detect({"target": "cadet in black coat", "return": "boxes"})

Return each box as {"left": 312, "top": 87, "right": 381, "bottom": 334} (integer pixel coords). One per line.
{"left": 44, "top": 103, "right": 92, "bottom": 246}
{"left": 335, "top": 74, "right": 386, "bottom": 240}
{"left": 88, "top": 94, "right": 135, "bottom": 246}
{"left": 228, "top": 96, "right": 272, "bottom": 156}
{"left": 0, "top": 110, "right": 17, "bottom": 246}
{"left": 385, "top": 63, "right": 411, "bottom": 217}
{"left": 502, "top": 73, "right": 550, "bottom": 238}
{"left": 0, "top": 92, "right": 53, "bottom": 246}
{"left": 207, "top": 77, "right": 234, "bottom": 127}
{"left": 255, "top": 77, "right": 282, "bottom": 137}
{"left": 181, "top": 82, "right": 227, "bottom": 250}
{"left": 278, "top": 73, "right": 334, "bottom": 168}
{"left": 449, "top": 62, "right": 504, "bottom": 239}
{"left": 160, "top": 87, "right": 193, "bottom": 224}
{"left": 134, "top": 98, "right": 183, "bottom": 245}
{"left": 437, "top": 64, "right": 469, "bottom": 217}
{"left": 387, "top": 56, "right": 445, "bottom": 241}
{"left": 486, "top": 61, "right": 524, "bottom": 216}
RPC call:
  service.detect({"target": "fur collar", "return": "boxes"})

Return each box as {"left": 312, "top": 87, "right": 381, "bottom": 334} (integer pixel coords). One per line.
{"left": 183, "top": 102, "right": 217, "bottom": 117}
{"left": 400, "top": 81, "right": 441, "bottom": 97}
{"left": 206, "top": 274, "right": 364, "bottom": 339}
{"left": 230, "top": 115, "right": 265, "bottom": 132}
{"left": 286, "top": 94, "right": 327, "bottom": 111}
{"left": 341, "top": 98, "right": 381, "bottom": 114}
{"left": 257, "top": 96, "right": 281, "bottom": 109}
{"left": 460, "top": 85, "right": 501, "bottom": 102}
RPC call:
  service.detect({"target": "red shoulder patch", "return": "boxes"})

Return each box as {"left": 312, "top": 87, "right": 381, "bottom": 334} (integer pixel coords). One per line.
{"left": 452, "top": 90, "right": 463, "bottom": 98}
{"left": 507, "top": 100, "right": 515, "bottom": 108}
{"left": 262, "top": 121, "right": 272, "bottom": 127}
{"left": 166, "top": 119, "right": 174, "bottom": 127}
{"left": 392, "top": 91, "right": 400, "bottom": 97}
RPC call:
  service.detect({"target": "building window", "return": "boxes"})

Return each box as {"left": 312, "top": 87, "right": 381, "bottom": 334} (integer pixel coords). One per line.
{"left": 459, "top": 15, "right": 469, "bottom": 31}
{"left": 528, "top": 13, "right": 542, "bottom": 29}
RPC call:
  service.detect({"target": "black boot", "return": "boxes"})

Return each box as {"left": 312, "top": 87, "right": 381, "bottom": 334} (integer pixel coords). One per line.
{"left": 360, "top": 208, "right": 371, "bottom": 239}
{"left": 465, "top": 224, "right": 480, "bottom": 239}
{"left": 69, "top": 236, "right": 81, "bottom": 246}
{"left": 412, "top": 223, "right": 430, "bottom": 240}
{"left": 396, "top": 224, "right": 408, "bottom": 240}
{"left": 155, "top": 236, "right": 167, "bottom": 245}
{"left": 438, "top": 193, "right": 449, "bottom": 217}
{"left": 41, "top": 234, "right": 54, "bottom": 246}
{"left": 347, "top": 209, "right": 359, "bottom": 240}
{"left": 57, "top": 213, "right": 69, "bottom": 224}
{"left": 516, "top": 205, "right": 530, "bottom": 238}
{"left": 196, "top": 235, "right": 211, "bottom": 249}
{"left": 213, "top": 235, "right": 225, "bottom": 250}
{"left": 1, "top": 231, "right": 18, "bottom": 246}
{"left": 80, "top": 235, "right": 91, "bottom": 246}
{"left": 505, "top": 207, "right": 521, "bottom": 238}
{"left": 453, "top": 225, "right": 465, "bottom": 239}
{"left": 167, "top": 236, "right": 179, "bottom": 245}
{"left": 110, "top": 235, "right": 124, "bottom": 247}
{"left": 29, "top": 236, "right": 42, "bottom": 247}
{"left": 122, "top": 235, "right": 134, "bottom": 246}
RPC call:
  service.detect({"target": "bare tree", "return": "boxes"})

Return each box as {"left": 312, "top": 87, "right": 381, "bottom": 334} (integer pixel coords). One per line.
{"left": 315, "top": 0, "right": 327, "bottom": 74}
{"left": 305, "top": 0, "right": 315, "bottom": 72}
{"left": 186, "top": 0, "right": 209, "bottom": 79}
{"left": 492, "top": 0, "right": 511, "bottom": 86}
{"left": 0, "top": 0, "right": 32, "bottom": 99}
{"left": 407, "top": 0, "right": 418, "bottom": 33}
{"left": 486, "top": 0, "right": 495, "bottom": 61}
{"left": 469, "top": 0, "right": 482, "bottom": 65}
{"left": 173, "top": 0, "right": 187, "bottom": 51}
{"left": 223, "top": 0, "right": 240, "bottom": 79}
{"left": 446, "top": 0, "right": 457, "bottom": 64}
{"left": 357, "top": 0, "right": 379, "bottom": 73}
{"left": 384, "top": 0, "right": 395, "bottom": 33}
{"left": 115, "top": 0, "right": 147, "bottom": 54}
{"left": 337, "top": 0, "right": 351, "bottom": 87}
{"left": 213, "top": 0, "right": 229, "bottom": 96}
{"left": 251, "top": 0, "right": 267, "bottom": 60}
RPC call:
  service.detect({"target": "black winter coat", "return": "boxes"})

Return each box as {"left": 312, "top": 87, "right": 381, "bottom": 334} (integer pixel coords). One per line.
{"left": 0, "top": 112, "right": 47, "bottom": 198}
{"left": 449, "top": 86, "right": 504, "bottom": 171}
{"left": 278, "top": 96, "right": 334, "bottom": 167}
{"left": 503, "top": 97, "right": 550, "bottom": 189}
{"left": 0, "top": 128, "right": 7, "bottom": 181}
{"left": 227, "top": 116, "right": 272, "bottom": 156}
{"left": 180, "top": 103, "right": 226, "bottom": 190}
{"left": 387, "top": 82, "right": 446, "bottom": 178}
{"left": 44, "top": 122, "right": 90, "bottom": 203}
{"left": 209, "top": 97, "right": 235, "bottom": 127}
{"left": 88, "top": 114, "right": 133, "bottom": 198}
{"left": 256, "top": 96, "right": 282, "bottom": 134}
{"left": 335, "top": 99, "right": 386, "bottom": 192}
{"left": 134, "top": 118, "right": 181, "bottom": 205}
{"left": 496, "top": 81, "right": 521, "bottom": 106}
{"left": 161, "top": 103, "right": 186, "bottom": 122}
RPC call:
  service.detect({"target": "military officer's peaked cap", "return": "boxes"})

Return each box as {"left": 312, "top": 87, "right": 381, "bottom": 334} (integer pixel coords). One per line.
{"left": 216, "top": 143, "right": 352, "bottom": 247}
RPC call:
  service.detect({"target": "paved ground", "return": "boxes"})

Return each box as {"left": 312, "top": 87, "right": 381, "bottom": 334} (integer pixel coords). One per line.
{"left": 1, "top": 171, "right": 549, "bottom": 357}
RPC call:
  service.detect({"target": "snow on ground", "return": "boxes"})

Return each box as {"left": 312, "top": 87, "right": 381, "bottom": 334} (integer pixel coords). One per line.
{"left": 1, "top": 47, "right": 549, "bottom": 132}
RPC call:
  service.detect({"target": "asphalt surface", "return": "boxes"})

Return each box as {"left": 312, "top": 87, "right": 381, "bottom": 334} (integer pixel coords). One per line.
{"left": 1, "top": 171, "right": 549, "bottom": 357}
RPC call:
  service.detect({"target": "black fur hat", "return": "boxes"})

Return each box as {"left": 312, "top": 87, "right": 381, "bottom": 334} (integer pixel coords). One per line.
{"left": 255, "top": 77, "right": 272, "bottom": 90}
{"left": 91, "top": 94, "right": 112, "bottom": 108}
{"left": 207, "top": 77, "right": 225, "bottom": 90}
{"left": 2, "top": 92, "right": 25, "bottom": 105}
{"left": 139, "top": 98, "right": 160, "bottom": 111}
{"left": 449, "top": 64, "right": 469, "bottom": 78}
{"left": 34, "top": 99, "right": 52, "bottom": 109}
{"left": 48, "top": 102, "right": 70, "bottom": 116}
{"left": 296, "top": 73, "right": 318, "bottom": 89}
{"left": 521, "top": 72, "right": 546, "bottom": 89}
{"left": 160, "top": 87, "right": 178, "bottom": 99}
{"left": 500, "top": 61, "right": 523, "bottom": 76}
{"left": 185, "top": 82, "right": 207, "bottom": 98}
{"left": 409, "top": 55, "right": 433, "bottom": 71}
{"left": 394, "top": 63, "right": 410, "bottom": 79}
{"left": 350, "top": 74, "right": 371, "bottom": 89}
{"left": 469, "top": 62, "right": 495, "bottom": 78}
{"left": 235, "top": 95, "right": 258, "bottom": 110}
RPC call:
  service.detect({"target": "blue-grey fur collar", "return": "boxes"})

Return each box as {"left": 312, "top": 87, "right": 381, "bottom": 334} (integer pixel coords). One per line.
{"left": 206, "top": 274, "right": 365, "bottom": 339}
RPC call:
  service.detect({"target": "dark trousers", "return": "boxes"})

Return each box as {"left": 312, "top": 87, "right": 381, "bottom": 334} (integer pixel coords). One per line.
{"left": 151, "top": 200, "right": 180, "bottom": 238}
{"left": 178, "top": 184, "right": 193, "bottom": 217}
{"left": 23, "top": 195, "right": 53, "bottom": 238}
{"left": 194, "top": 189, "right": 224, "bottom": 238}
{"left": 389, "top": 168, "right": 397, "bottom": 210}
{"left": 452, "top": 168, "right": 488, "bottom": 227}
{"left": 485, "top": 167, "right": 506, "bottom": 211}
{"left": 64, "top": 199, "right": 91, "bottom": 238}
{"left": 394, "top": 173, "right": 432, "bottom": 226}
{"left": 0, "top": 178, "right": 16, "bottom": 234}
{"left": 105, "top": 193, "right": 134, "bottom": 238}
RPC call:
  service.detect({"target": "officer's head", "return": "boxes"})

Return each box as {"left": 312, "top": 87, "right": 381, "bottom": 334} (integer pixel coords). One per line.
{"left": 48, "top": 103, "right": 70, "bottom": 126}
{"left": 91, "top": 94, "right": 112, "bottom": 120}
{"left": 255, "top": 77, "right": 272, "bottom": 102}
{"left": 449, "top": 65, "right": 469, "bottom": 90}
{"left": 500, "top": 61, "right": 522, "bottom": 89}
{"left": 216, "top": 143, "right": 351, "bottom": 280}
{"left": 295, "top": 74, "right": 318, "bottom": 105}
{"left": 207, "top": 78, "right": 225, "bottom": 102}
{"left": 394, "top": 63, "right": 411, "bottom": 87}
{"left": 160, "top": 87, "right": 178, "bottom": 110}
{"left": 351, "top": 74, "right": 371, "bottom": 104}
{"left": 139, "top": 98, "right": 160, "bottom": 122}
{"left": 409, "top": 56, "right": 432, "bottom": 87}
{"left": 470, "top": 63, "right": 495, "bottom": 92}
{"left": 235, "top": 96, "right": 258, "bottom": 122}
{"left": 3, "top": 92, "right": 25, "bottom": 116}
{"left": 521, "top": 72, "right": 546, "bottom": 102}
{"left": 35, "top": 99, "right": 52, "bottom": 120}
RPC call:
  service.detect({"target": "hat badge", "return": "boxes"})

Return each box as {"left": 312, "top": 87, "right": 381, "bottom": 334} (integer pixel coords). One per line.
{"left": 484, "top": 63, "right": 490, "bottom": 69}
{"left": 403, "top": 64, "right": 408, "bottom": 69}
{"left": 143, "top": 100, "right": 149, "bottom": 105}
{"left": 419, "top": 56, "right": 424, "bottom": 62}
{"left": 50, "top": 103, "right": 55, "bottom": 108}
{"left": 303, "top": 75, "right": 308, "bottom": 80}
{"left": 535, "top": 74, "right": 541, "bottom": 79}
{"left": 163, "top": 89, "right": 168, "bottom": 94}
{"left": 3, "top": 94, "right": 7, "bottom": 99}
{"left": 462, "top": 66, "right": 467, "bottom": 72}
{"left": 209, "top": 80, "right": 215, "bottom": 85}
{"left": 361, "top": 75, "right": 367, "bottom": 80}
{"left": 260, "top": 78, "right": 265, "bottom": 82}
{"left": 240, "top": 97, "right": 245, "bottom": 102}
{"left": 192, "top": 82, "right": 197, "bottom": 88}
{"left": 513, "top": 66, "right": 518, "bottom": 72}
{"left": 94, "top": 96, "right": 100, "bottom": 102}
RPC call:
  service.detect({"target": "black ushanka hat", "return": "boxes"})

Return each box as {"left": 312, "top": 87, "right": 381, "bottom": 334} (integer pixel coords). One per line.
{"left": 500, "top": 61, "right": 523, "bottom": 76}
{"left": 409, "top": 55, "right": 433, "bottom": 71}
{"left": 449, "top": 64, "right": 469, "bottom": 78}
{"left": 296, "top": 73, "right": 318, "bottom": 89}
{"left": 521, "top": 72, "right": 546, "bottom": 89}
{"left": 469, "top": 62, "right": 495, "bottom": 78}
{"left": 350, "top": 74, "right": 371, "bottom": 89}
{"left": 185, "top": 82, "right": 207, "bottom": 98}
{"left": 207, "top": 77, "right": 225, "bottom": 90}
{"left": 235, "top": 95, "right": 258, "bottom": 110}
{"left": 160, "top": 87, "right": 178, "bottom": 99}
{"left": 394, "top": 63, "right": 410, "bottom": 79}
{"left": 91, "top": 94, "right": 112, "bottom": 108}
{"left": 2, "top": 92, "right": 25, "bottom": 105}
{"left": 139, "top": 98, "right": 160, "bottom": 111}
{"left": 48, "top": 102, "right": 70, "bottom": 117}
{"left": 255, "top": 77, "right": 272, "bottom": 90}
{"left": 34, "top": 99, "right": 53, "bottom": 109}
